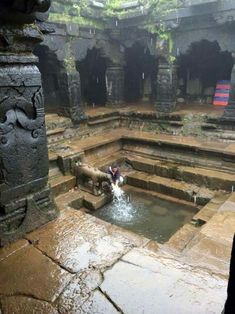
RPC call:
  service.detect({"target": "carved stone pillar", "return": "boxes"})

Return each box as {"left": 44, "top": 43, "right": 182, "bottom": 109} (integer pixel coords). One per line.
{"left": 223, "top": 56, "right": 235, "bottom": 120}
{"left": 60, "top": 58, "right": 85, "bottom": 123}
{"left": 0, "top": 0, "right": 58, "bottom": 246}
{"left": 106, "top": 65, "right": 124, "bottom": 106}
{"left": 155, "top": 62, "right": 177, "bottom": 113}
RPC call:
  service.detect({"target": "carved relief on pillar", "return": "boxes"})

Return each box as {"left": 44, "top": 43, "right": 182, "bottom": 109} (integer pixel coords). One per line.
{"left": 155, "top": 62, "right": 177, "bottom": 113}
{"left": 0, "top": 1, "right": 58, "bottom": 246}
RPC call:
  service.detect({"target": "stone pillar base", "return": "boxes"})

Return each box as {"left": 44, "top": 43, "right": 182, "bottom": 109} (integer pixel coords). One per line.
{"left": 155, "top": 101, "right": 176, "bottom": 113}
{"left": 0, "top": 186, "right": 58, "bottom": 247}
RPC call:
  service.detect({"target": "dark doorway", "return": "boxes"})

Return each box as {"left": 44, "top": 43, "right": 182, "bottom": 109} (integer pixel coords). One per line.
{"left": 124, "top": 42, "right": 156, "bottom": 103}
{"left": 34, "top": 45, "right": 65, "bottom": 113}
{"left": 77, "top": 48, "right": 107, "bottom": 106}
{"left": 177, "top": 40, "right": 233, "bottom": 101}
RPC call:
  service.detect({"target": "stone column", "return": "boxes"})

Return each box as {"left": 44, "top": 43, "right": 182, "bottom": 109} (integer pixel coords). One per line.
{"left": 223, "top": 55, "right": 235, "bottom": 120}
{"left": 155, "top": 62, "right": 177, "bottom": 113}
{"left": 106, "top": 65, "right": 124, "bottom": 106}
{"left": 0, "top": 0, "right": 58, "bottom": 246}
{"left": 59, "top": 57, "right": 85, "bottom": 123}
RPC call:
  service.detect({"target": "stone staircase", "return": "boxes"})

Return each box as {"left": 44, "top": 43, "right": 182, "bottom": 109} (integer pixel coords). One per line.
{"left": 127, "top": 155, "right": 235, "bottom": 192}
{"left": 126, "top": 155, "right": 234, "bottom": 204}
{"left": 45, "top": 114, "right": 74, "bottom": 148}
{"left": 49, "top": 162, "right": 76, "bottom": 198}
{"left": 126, "top": 170, "right": 215, "bottom": 205}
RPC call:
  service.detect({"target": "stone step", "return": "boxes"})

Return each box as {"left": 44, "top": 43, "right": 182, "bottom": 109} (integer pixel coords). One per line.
{"left": 49, "top": 166, "right": 63, "bottom": 179}
{"left": 47, "top": 127, "right": 66, "bottom": 146}
{"left": 45, "top": 114, "right": 73, "bottom": 131}
{"left": 90, "top": 152, "right": 125, "bottom": 169}
{"left": 55, "top": 190, "right": 83, "bottom": 212}
{"left": 127, "top": 156, "right": 235, "bottom": 192}
{"left": 126, "top": 171, "right": 215, "bottom": 205}
{"left": 87, "top": 116, "right": 119, "bottom": 126}
{"left": 50, "top": 175, "right": 76, "bottom": 197}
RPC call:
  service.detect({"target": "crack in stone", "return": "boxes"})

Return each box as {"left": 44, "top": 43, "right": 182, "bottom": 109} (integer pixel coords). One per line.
{"left": 0, "top": 239, "right": 30, "bottom": 262}
{"left": 120, "top": 252, "right": 228, "bottom": 281}
{"left": 99, "top": 246, "right": 136, "bottom": 274}
{"left": 98, "top": 287, "right": 124, "bottom": 314}
{"left": 0, "top": 293, "right": 53, "bottom": 304}
{"left": 31, "top": 244, "right": 76, "bottom": 275}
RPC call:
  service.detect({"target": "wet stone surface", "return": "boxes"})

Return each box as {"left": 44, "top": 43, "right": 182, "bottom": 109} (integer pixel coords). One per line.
{"left": 101, "top": 248, "right": 227, "bottom": 314}
{"left": 0, "top": 296, "right": 58, "bottom": 314}
{"left": 0, "top": 184, "right": 233, "bottom": 313}
{"left": 56, "top": 269, "right": 119, "bottom": 314}
{"left": 25, "top": 208, "right": 144, "bottom": 273}
{"left": 0, "top": 245, "right": 73, "bottom": 302}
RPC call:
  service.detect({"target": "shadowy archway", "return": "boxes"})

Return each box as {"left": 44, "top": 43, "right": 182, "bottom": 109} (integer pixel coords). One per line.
{"left": 124, "top": 42, "right": 157, "bottom": 103}
{"left": 177, "top": 40, "right": 233, "bottom": 103}
{"left": 77, "top": 48, "right": 107, "bottom": 106}
{"left": 34, "top": 45, "right": 66, "bottom": 114}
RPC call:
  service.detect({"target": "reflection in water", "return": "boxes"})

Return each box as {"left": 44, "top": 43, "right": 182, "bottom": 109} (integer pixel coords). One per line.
{"left": 93, "top": 188, "right": 199, "bottom": 243}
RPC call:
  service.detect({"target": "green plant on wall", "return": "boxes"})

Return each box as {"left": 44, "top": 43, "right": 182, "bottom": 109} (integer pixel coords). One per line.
{"left": 142, "top": 0, "right": 183, "bottom": 63}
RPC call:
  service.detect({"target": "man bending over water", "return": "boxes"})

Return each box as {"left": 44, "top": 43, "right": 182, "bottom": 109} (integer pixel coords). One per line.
{"left": 108, "top": 165, "right": 124, "bottom": 186}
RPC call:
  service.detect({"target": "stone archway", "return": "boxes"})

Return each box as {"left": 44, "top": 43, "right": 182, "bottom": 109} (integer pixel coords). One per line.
{"left": 34, "top": 45, "right": 66, "bottom": 114}
{"left": 124, "top": 42, "right": 157, "bottom": 103}
{"left": 77, "top": 47, "right": 108, "bottom": 107}
{"left": 177, "top": 40, "right": 233, "bottom": 105}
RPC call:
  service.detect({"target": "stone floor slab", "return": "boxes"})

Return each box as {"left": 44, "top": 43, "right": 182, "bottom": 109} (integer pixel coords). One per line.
{"left": 0, "top": 296, "right": 58, "bottom": 314}
{"left": 101, "top": 248, "right": 227, "bottom": 314}
{"left": 0, "top": 239, "right": 28, "bottom": 262}
{"left": 200, "top": 212, "right": 235, "bottom": 245}
{"left": 81, "top": 290, "right": 119, "bottom": 314}
{"left": 57, "top": 269, "right": 103, "bottom": 314}
{"left": 0, "top": 245, "right": 72, "bottom": 302}
{"left": 26, "top": 209, "right": 140, "bottom": 274}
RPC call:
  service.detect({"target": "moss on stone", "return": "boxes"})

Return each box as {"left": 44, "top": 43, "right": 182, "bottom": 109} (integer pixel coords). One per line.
{"left": 49, "top": 13, "right": 104, "bottom": 29}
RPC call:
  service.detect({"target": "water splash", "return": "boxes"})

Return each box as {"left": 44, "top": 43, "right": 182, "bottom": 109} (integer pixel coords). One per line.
{"left": 111, "top": 184, "right": 136, "bottom": 222}
{"left": 112, "top": 184, "right": 124, "bottom": 199}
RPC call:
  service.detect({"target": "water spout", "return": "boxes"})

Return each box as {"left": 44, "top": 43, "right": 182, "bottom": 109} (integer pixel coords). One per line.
{"left": 232, "top": 185, "right": 234, "bottom": 193}
{"left": 193, "top": 195, "right": 197, "bottom": 205}
{"left": 110, "top": 185, "right": 135, "bottom": 222}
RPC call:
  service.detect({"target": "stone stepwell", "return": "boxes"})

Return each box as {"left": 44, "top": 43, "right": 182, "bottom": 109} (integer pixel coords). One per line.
{"left": 47, "top": 129, "right": 235, "bottom": 206}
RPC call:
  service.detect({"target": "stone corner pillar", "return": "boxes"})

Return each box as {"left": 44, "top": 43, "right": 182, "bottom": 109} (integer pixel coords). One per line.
{"left": 223, "top": 58, "right": 235, "bottom": 120}
{"left": 59, "top": 57, "right": 85, "bottom": 124}
{"left": 106, "top": 64, "right": 125, "bottom": 106}
{"left": 0, "top": 0, "right": 58, "bottom": 246}
{"left": 155, "top": 62, "right": 177, "bottom": 113}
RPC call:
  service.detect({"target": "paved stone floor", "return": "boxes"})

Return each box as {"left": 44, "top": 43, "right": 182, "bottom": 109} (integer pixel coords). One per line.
{"left": 0, "top": 198, "right": 233, "bottom": 313}
{"left": 1, "top": 121, "right": 235, "bottom": 313}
